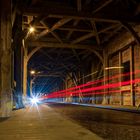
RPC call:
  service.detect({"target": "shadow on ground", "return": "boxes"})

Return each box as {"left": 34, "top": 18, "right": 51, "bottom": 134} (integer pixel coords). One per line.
{"left": 0, "top": 117, "right": 9, "bottom": 122}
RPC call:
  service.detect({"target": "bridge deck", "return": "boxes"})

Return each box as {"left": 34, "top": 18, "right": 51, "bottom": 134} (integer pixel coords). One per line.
{"left": 0, "top": 104, "right": 102, "bottom": 140}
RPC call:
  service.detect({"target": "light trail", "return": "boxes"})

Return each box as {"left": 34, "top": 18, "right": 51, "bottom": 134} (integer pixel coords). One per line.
{"left": 45, "top": 70, "right": 140, "bottom": 96}
{"left": 40, "top": 70, "right": 140, "bottom": 101}
{"left": 45, "top": 79, "right": 140, "bottom": 99}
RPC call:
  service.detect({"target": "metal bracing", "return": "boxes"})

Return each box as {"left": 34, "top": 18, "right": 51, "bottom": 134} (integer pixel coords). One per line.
{"left": 12, "top": 0, "right": 140, "bottom": 99}
{"left": 121, "top": 22, "right": 140, "bottom": 45}
{"left": 36, "top": 17, "right": 72, "bottom": 39}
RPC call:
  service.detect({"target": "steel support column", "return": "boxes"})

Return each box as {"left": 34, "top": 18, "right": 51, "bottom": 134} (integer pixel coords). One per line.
{"left": 13, "top": 14, "right": 24, "bottom": 109}
{"left": 119, "top": 51, "right": 123, "bottom": 105}
{"left": 23, "top": 47, "right": 28, "bottom": 97}
{"left": 102, "top": 50, "right": 108, "bottom": 104}
{"left": 130, "top": 46, "right": 135, "bottom": 106}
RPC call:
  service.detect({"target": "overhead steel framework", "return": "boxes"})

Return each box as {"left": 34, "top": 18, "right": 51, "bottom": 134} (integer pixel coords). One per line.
{"left": 0, "top": 0, "right": 140, "bottom": 116}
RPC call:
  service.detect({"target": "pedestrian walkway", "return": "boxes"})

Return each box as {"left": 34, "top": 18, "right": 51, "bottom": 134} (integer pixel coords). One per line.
{"left": 0, "top": 104, "right": 103, "bottom": 140}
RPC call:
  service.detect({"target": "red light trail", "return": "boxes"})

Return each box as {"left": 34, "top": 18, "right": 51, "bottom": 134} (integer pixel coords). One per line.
{"left": 40, "top": 70, "right": 140, "bottom": 100}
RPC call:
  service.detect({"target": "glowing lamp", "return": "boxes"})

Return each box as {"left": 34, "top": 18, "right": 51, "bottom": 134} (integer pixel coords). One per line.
{"left": 31, "top": 97, "right": 39, "bottom": 104}
{"left": 29, "top": 27, "right": 35, "bottom": 33}
{"left": 30, "top": 70, "right": 35, "bottom": 75}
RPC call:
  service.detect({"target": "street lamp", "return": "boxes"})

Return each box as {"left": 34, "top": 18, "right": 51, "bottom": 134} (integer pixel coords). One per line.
{"left": 29, "top": 70, "right": 43, "bottom": 97}
{"left": 30, "top": 70, "right": 36, "bottom": 75}
{"left": 29, "top": 26, "right": 35, "bottom": 33}
{"left": 30, "top": 79, "right": 35, "bottom": 97}
{"left": 30, "top": 70, "right": 36, "bottom": 97}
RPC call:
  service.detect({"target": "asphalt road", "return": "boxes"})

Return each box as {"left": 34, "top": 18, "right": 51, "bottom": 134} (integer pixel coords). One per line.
{"left": 47, "top": 103, "right": 140, "bottom": 140}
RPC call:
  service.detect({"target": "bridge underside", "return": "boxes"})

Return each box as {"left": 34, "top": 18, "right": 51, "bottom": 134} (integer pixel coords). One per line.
{"left": 0, "top": 0, "right": 140, "bottom": 117}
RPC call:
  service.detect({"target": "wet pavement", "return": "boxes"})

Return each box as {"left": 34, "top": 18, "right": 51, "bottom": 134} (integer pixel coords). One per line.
{"left": 47, "top": 103, "right": 140, "bottom": 140}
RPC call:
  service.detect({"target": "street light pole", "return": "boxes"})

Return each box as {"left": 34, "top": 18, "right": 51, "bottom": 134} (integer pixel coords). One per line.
{"left": 30, "top": 70, "right": 36, "bottom": 97}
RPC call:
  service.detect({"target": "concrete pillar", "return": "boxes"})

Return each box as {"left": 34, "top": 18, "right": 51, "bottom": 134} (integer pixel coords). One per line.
{"left": 0, "top": 51, "right": 13, "bottom": 117}
{"left": 0, "top": 0, "right": 13, "bottom": 117}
